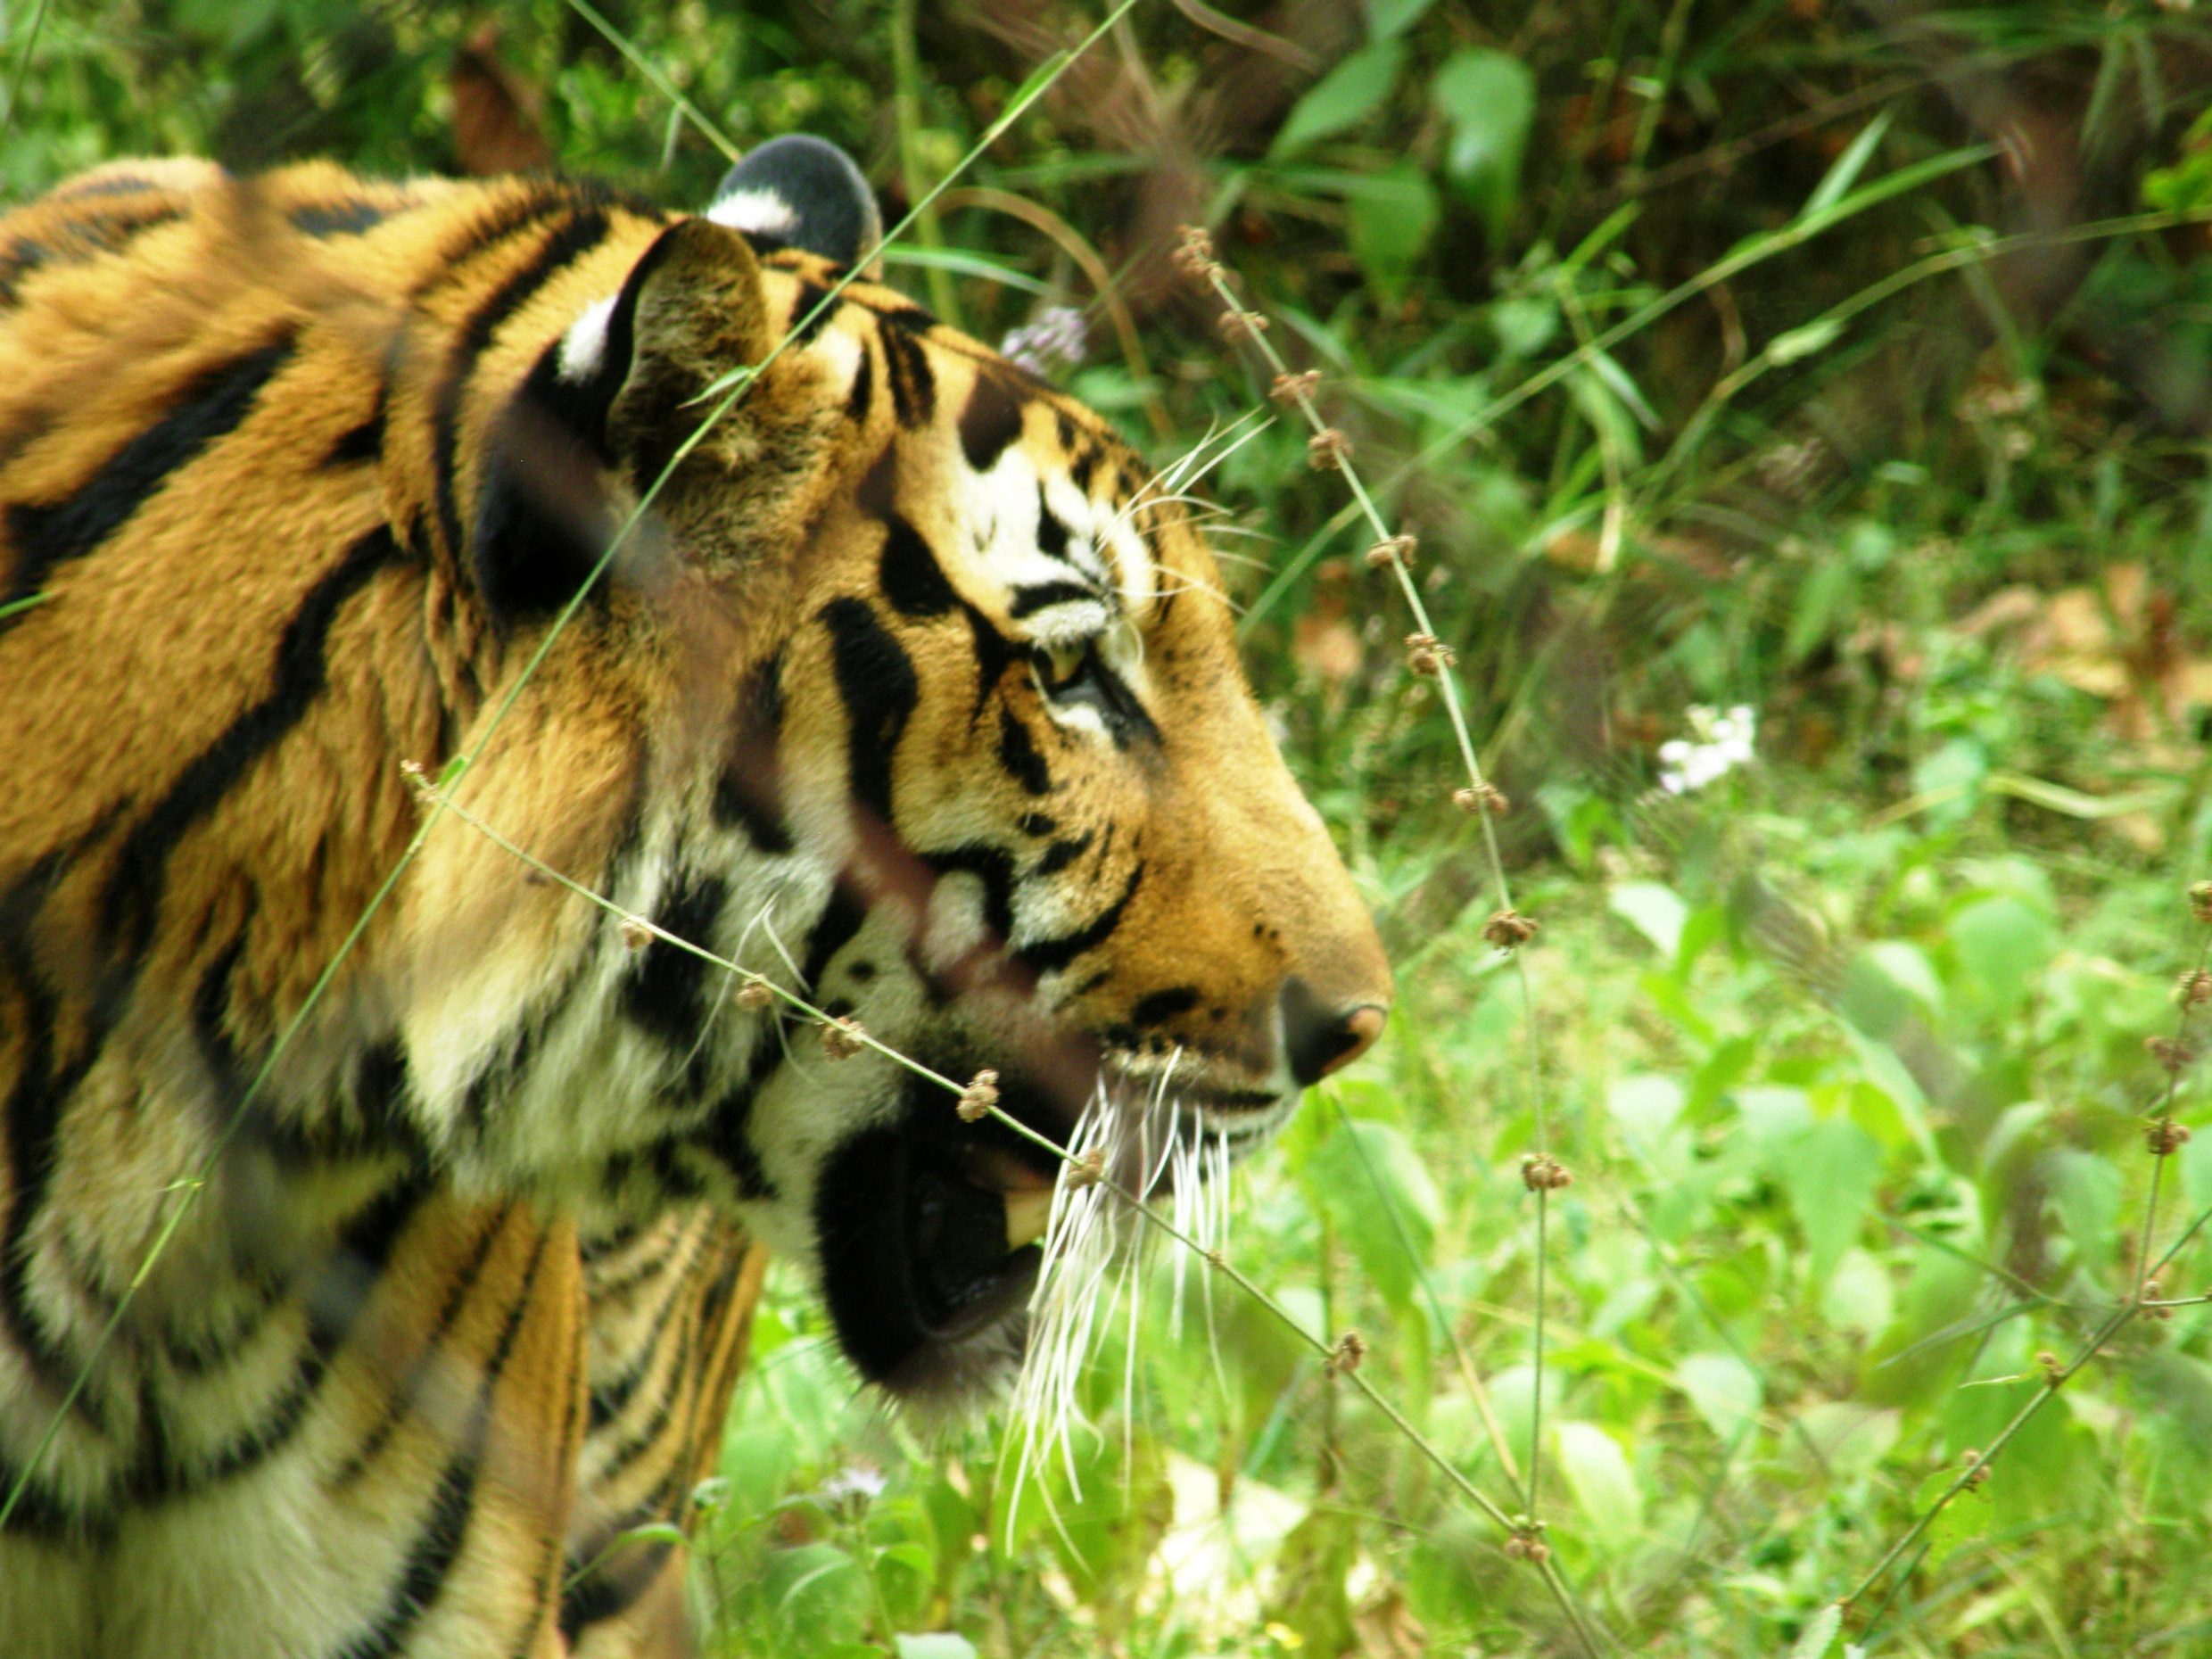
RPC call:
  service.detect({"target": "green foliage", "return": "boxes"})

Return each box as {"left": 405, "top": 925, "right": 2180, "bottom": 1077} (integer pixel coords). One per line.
{"left": 20, "top": 0, "right": 2212, "bottom": 1653}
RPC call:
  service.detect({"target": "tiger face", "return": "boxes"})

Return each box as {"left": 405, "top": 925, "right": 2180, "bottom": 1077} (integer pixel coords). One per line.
{"left": 391, "top": 139, "right": 1391, "bottom": 1398}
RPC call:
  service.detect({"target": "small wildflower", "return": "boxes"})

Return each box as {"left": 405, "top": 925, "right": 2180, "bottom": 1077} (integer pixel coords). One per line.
{"left": 1172, "top": 223, "right": 1219, "bottom": 282}
{"left": 1657, "top": 704, "right": 1756, "bottom": 796}
{"left": 999, "top": 305, "right": 1089, "bottom": 376}
{"left": 1217, "top": 309, "right": 1269, "bottom": 346}
{"left": 1069, "top": 1147, "right": 1107, "bottom": 1188}
{"left": 1405, "top": 631, "right": 1456, "bottom": 677}
{"left": 2176, "top": 970, "right": 2212, "bottom": 1009}
{"left": 1306, "top": 428, "right": 1352, "bottom": 471}
{"left": 1453, "top": 782, "right": 1509, "bottom": 816}
{"left": 734, "top": 978, "right": 775, "bottom": 1011}
{"left": 1325, "top": 1330, "right": 1367, "bottom": 1375}
{"left": 1521, "top": 1153, "right": 1572, "bottom": 1192}
{"left": 1959, "top": 1449, "right": 1989, "bottom": 1490}
{"left": 1364, "top": 533, "right": 1417, "bottom": 572}
{"left": 1269, "top": 369, "right": 1322, "bottom": 408}
{"left": 956, "top": 1068, "right": 1000, "bottom": 1123}
{"left": 2147, "top": 1035, "right": 2196, "bottom": 1073}
{"left": 400, "top": 757, "right": 437, "bottom": 806}
{"left": 620, "top": 917, "right": 654, "bottom": 952}
{"left": 2190, "top": 879, "right": 2212, "bottom": 923}
{"left": 2147, "top": 1118, "right": 2192, "bottom": 1157}
{"left": 821, "top": 1016, "right": 866, "bottom": 1061}
{"left": 1485, "top": 909, "right": 1540, "bottom": 952}
{"left": 819, "top": 1463, "right": 887, "bottom": 1510}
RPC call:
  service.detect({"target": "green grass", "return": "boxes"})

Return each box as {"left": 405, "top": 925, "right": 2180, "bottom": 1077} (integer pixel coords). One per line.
{"left": 19, "top": 1, "right": 2212, "bottom": 1653}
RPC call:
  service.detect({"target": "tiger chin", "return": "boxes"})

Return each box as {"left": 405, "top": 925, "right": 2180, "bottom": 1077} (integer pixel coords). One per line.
{"left": 0, "top": 136, "right": 1390, "bottom": 1657}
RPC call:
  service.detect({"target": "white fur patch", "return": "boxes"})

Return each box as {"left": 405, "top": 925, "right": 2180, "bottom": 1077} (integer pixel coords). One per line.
{"left": 556, "top": 294, "right": 619, "bottom": 385}
{"left": 706, "top": 187, "right": 798, "bottom": 238}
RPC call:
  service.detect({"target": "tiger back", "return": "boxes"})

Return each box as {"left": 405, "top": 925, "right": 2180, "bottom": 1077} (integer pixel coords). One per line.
{"left": 0, "top": 140, "right": 1390, "bottom": 1656}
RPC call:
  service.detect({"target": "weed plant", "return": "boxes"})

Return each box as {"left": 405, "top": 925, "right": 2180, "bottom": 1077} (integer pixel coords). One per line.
{"left": 13, "top": 2, "right": 2212, "bottom": 1655}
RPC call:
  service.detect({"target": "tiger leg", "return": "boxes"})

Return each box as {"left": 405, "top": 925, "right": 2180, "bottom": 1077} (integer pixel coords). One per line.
{"left": 562, "top": 1208, "right": 769, "bottom": 1657}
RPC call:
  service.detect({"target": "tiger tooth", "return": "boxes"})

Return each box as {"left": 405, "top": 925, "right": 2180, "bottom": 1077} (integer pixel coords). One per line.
{"left": 1004, "top": 1187, "right": 1053, "bottom": 1251}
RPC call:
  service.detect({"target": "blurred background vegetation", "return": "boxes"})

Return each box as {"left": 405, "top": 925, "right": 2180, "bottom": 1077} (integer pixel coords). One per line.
{"left": 16, "top": 0, "right": 2212, "bottom": 1653}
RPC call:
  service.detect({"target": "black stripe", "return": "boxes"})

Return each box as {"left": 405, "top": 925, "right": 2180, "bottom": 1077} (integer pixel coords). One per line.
{"left": 430, "top": 210, "right": 613, "bottom": 568}
{"left": 325, "top": 381, "right": 387, "bottom": 467}
{"left": 1036, "top": 830, "right": 1094, "bottom": 875}
{"left": 1131, "top": 986, "right": 1200, "bottom": 1027}
{"left": 1008, "top": 580, "right": 1095, "bottom": 619}
{"left": 0, "top": 205, "right": 185, "bottom": 308}
{"left": 844, "top": 338, "right": 875, "bottom": 423}
{"left": 334, "top": 1225, "right": 552, "bottom": 1659}
{"left": 958, "top": 373, "right": 1026, "bottom": 473}
{"left": 789, "top": 279, "right": 836, "bottom": 343}
{"left": 879, "top": 513, "right": 956, "bottom": 618}
{"left": 881, "top": 320, "right": 936, "bottom": 428}
{"left": 97, "top": 524, "right": 399, "bottom": 954}
{"left": 821, "top": 598, "right": 918, "bottom": 823}
{"left": 1015, "top": 859, "right": 1144, "bottom": 975}
{"left": 713, "top": 653, "right": 793, "bottom": 854}
{"left": 997, "top": 707, "right": 1052, "bottom": 796}
{"left": 3, "top": 335, "right": 294, "bottom": 622}
{"left": 1035, "top": 485, "right": 1071, "bottom": 557}
{"left": 290, "top": 199, "right": 387, "bottom": 237}
{"left": 621, "top": 871, "right": 728, "bottom": 1058}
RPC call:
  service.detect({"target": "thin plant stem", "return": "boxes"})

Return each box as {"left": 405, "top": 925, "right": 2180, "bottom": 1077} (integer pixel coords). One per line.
{"left": 562, "top": 0, "right": 742, "bottom": 163}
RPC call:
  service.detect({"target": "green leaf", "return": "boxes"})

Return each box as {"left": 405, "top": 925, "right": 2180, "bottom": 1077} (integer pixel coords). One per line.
{"left": 894, "top": 1631, "right": 977, "bottom": 1658}
{"left": 1363, "top": 0, "right": 1438, "bottom": 39}
{"left": 1803, "top": 109, "right": 1894, "bottom": 219}
{"left": 1347, "top": 165, "right": 1439, "bottom": 302}
{"left": 1677, "top": 1351, "right": 1763, "bottom": 1441}
{"left": 1271, "top": 42, "right": 1405, "bottom": 159}
{"left": 1781, "top": 1117, "right": 1881, "bottom": 1283}
{"left": 1306, "top": 1115, "right": 1440, "bottom": 1315}
{"left": 1767, "top": 316, "right": 1846, "bottom": 366}
{"left": 1949, "top": 894, "right": 2054, "bottom": 1013}
{"left": 1554, "top": 1422, "right": 1643, "bottom": 1547}
{"left": 1913, "top": 1467, "right": 1994, "bottom": 1572}
{"left": 2048, "top": 1148, "right": 2122, "bottom": 1282}
{"left": 1606, "top": 1073, "right": 1685, "bottom": 1153}
{"left": 1789, "top": 1603, "right": 1845, "bottom": 1659}
{"left": 1432, "top": 49, "right": 1535, "bottom": 236}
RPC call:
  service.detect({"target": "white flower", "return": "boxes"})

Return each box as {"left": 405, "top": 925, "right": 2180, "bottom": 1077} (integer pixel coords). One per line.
{"left": 1657, "top": 704, "right": 1755, "bottom": 795}
{"left": 818, "top": 1463, "right": 887, "bottom": 1506}
{"left": 999, "top": 305, "right": 1089, "bottom": 376}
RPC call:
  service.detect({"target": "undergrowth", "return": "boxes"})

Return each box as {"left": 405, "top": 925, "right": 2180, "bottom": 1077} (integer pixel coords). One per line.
{"left": 15, "top": 1, "right": 2212, "bottom": 1654}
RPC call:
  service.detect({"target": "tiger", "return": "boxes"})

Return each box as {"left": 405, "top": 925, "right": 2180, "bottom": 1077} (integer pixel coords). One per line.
{"left": 0, "top": 135, "right": 1391, "bottom": 1657}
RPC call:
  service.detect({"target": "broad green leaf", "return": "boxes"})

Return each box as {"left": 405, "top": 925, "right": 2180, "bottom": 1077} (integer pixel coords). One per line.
{"left": 1913, "top": 1466, "right": 1994, "bottom": 1572}
{"left": 1347, "top": 164, "right": 1439, "bottom": 303}
{"left": 1795, "top": 1401, "right": 1900, "bottom": 1480}
{"left": 1363, "top": 0, "right": 1438, "bottom": 37}
{"left": 1554, "top": 1422, "right": 1643, "bottom": 1546}
{"left": 1432, "top": 48, "right": 1535, "bottom": 235}
{"left": 1606, "top": 1073, "right": 1685, "bottom": 1151}
{"left": 1781, "top": 1118, "right": 1881, "bottom": 1283}
{"left": 1271, "top": 42, "right": 1405, "bottom": 159}
{"left": 1821, "top": 1249, "right": 1894, "bottom": 1338}
{"left": 895, "top": 1631, "right": 976, "bottom": 1658}
{"left": 1677, "top": 1351, "right": 1763, "bottom": 1440}
{"left": 2047, "top": 1148, "right": 2122, "bottom": 1283}
{"left": 1306, "top": 1115, "right": 1440, "bottom": 1315}
{"left": 1949, "top": 894, "right": 2054, "bottom": 1013}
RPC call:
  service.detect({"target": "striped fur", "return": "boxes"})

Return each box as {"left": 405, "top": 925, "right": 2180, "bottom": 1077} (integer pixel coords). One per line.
{"left": 0, "top": 152, "right": 1389, "bottom": 1656}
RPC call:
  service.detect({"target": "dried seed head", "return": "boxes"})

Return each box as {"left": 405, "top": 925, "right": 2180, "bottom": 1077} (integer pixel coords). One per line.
{"left": 2142, "top": 1278, "right": 2174, "bottom": 1320}
{"left": 956, "top": 1068, "right": 1000, "bottom": 1124}
{"left": 1069, "top": 1147, "right": 1107, "bottom": 1188}
{"left": 1306, "top": 428, "right": 1353, "bottom": 471}
{"left": 2191, "top": 880, "right": 2212, "bottom": 923}
{"left": 1960, "top": 1449, "right": 1989, "bottom": 1490}
{"left": 620, "top": 917, "right": 654, "bottom": 952}
{"left": 1364, "top": 533, "right": 1417, "bottom": 571}
{"left": 2147, "top": 1118, "right": 2193, "bottom": 1157}
{"left": 1521, "top": 1153, "right": 1572, "bottom": 1192}
{"left": 2037, "top": 1349, "right": 2065, "bottom": 1386}
{"left": 1485, "top": 909, "right": 1540, "bottom": 951}
{"left": 1269, "top": 369, "right": 1322, "bottom": 407}
{"left": 2148, "top": 1036, "right": 2196, "bottom": 1073}
{"left": 1326, "top": 1330, "right": 1367, "bottom": 1375}
{"left": 734, "top": 978, "right": 775, "bottom": 1011}
{"left": 1453, "top": 782, "right": 1509, "bottom": 816}
{"left": 1172, "top": 223, "right": 1220, "bottom": 282}
{"left": 1217, "top": 309, "right": 1269, "bottom": 346}
{"left": 1405, "top": 631, "right": 1457, "bottom": 677}
{"left": 1504, "top": 1521, "right": 1549, "bottom": 1564}
{"left": 821, "top": 1017, "right": 866, "bottom": 1061}
{"left": 2176, "top": 970, "right": 2212, "bottom": 1008}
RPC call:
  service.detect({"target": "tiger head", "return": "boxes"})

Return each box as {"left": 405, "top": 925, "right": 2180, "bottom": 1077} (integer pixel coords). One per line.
{"left": 400, "top": 138, "right": 1390, "bottom": 1399}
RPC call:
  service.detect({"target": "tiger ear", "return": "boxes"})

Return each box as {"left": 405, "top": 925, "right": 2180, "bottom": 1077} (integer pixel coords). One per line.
{"left": 473, "top": 219, "right": 773, "bottom": 621}
{"left": 706, "top": 135, "right": 881, "bottom": 269}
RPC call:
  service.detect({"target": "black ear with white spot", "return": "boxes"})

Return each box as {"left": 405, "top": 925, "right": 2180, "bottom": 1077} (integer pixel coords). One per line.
{"left": 706, "top": 135, "right": 881, "bottom": 267}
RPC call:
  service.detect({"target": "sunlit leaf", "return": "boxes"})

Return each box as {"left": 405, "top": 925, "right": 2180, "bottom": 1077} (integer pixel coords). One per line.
{"left": 1555, "top": 1422, "right": 1644, "bottom": 1546}
{"left": 1270, "top": 41, "right": 1405, "bottom": 159}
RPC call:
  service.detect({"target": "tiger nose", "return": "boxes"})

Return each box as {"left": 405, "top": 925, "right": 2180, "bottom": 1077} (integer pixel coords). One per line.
{"left": 1279, "top": 976, "right": 1390, "bottom": 1086}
